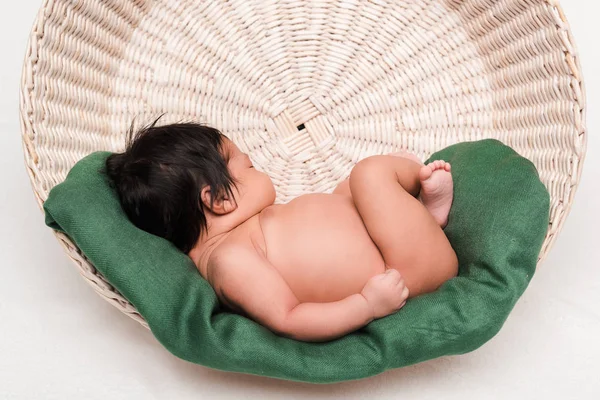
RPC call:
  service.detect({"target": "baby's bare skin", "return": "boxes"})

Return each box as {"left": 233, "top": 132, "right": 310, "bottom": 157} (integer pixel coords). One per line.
{"left": 189, "top": 139, "right": 458, "bottom": 342}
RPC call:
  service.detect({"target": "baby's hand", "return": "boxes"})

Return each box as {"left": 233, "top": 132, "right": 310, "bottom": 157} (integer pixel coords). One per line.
{"left": 361, "top": 269, "right": 409, "bottom": 319}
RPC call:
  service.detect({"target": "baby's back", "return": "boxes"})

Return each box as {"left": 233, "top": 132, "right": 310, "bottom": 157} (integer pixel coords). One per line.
{"left": 254, "top": 193, "right": 385, "bottom": 303}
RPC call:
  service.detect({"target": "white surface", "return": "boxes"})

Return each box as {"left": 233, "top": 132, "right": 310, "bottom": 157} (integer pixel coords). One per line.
{"left": 1, "top": 1, "right": 599, "bottom": 398}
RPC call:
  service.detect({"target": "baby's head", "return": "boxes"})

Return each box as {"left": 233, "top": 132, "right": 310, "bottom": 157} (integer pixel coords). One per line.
{"left": 105, "top": 120, "right": 276, "bottom": 253}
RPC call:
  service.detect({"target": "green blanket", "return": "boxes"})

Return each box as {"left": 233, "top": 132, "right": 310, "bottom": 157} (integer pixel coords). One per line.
{"left": 44, "top": 139, "right": 550, "bottom": 383}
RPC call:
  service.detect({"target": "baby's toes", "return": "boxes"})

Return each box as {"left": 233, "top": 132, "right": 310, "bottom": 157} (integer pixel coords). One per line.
{"left": 430, "top": 160, "right": 451, "bottom": 172}
{"left": 419, "top": 164, "right": 434, "bottom": 181}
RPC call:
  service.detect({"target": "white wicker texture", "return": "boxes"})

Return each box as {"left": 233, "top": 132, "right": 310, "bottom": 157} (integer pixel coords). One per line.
{"left": 20, "top": 0, "right": 586, "bottom": 328}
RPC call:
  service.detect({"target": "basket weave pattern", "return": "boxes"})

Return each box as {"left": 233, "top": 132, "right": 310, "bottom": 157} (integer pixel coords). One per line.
{"left": 20, "top": 0, "right": 586, "bottom": 327}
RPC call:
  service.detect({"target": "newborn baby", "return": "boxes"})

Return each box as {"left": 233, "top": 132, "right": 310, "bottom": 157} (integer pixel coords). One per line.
{"left": 106, "top": 121, "right": 458, "bottom": 342}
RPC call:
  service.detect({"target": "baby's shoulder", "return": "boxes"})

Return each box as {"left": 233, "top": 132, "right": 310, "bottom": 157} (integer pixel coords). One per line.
{"left": 206, "top": 241, "right": 265, "bottom": 315}
{"left": 209, "top": 223, "right": 267, "bottom": 271}
{"left": 207, "top": 240, "right": 262, "bottom": 277}
{"left": 210, "top": 242, "right": 252, "bottom": 264}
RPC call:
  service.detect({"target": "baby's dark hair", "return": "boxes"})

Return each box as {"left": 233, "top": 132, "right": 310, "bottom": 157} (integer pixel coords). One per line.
{"left": 105, "top": 118, "right": 237, "bottom": 253}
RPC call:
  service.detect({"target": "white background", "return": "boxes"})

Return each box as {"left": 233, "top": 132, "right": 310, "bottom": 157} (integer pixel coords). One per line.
{"left": 1, "top": 1, "right": 598, "bottom": 399}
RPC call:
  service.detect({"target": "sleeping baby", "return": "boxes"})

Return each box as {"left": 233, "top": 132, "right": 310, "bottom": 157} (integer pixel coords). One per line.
{"left": 106, "top": 120, "right": 458, "bottom": 342}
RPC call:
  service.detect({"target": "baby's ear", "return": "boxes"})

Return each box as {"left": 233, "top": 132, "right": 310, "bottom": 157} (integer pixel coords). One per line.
{"left": 200, "top": 186, "right": 237, "bottom": 215}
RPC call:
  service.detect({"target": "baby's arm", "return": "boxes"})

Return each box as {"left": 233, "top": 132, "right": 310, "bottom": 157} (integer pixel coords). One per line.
{"left": 212, "top": 245, "right": 376, "bottom": 342}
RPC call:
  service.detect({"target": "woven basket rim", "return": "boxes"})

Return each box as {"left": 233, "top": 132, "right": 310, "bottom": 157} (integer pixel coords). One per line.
{"left": 19, "top": 0, "right": 587, "bottom": 328}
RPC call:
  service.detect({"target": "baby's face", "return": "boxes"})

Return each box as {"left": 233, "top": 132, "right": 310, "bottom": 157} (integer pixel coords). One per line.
{"left": 222, "top": 137, "right": 276, "bottom": 213}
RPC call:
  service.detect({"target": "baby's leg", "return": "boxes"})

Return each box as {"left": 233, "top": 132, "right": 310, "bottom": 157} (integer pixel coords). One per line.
{"left": 332, "top": 179, "right": 351, "bottom": 197}
{"left": 349, "top": 156, "right": 458, "bottom": 297}
{"left": 332, "top": 151, "right": 423, "bottom": 197}
{"left": 388, "top": 151, "right": 424, "bottom": 165}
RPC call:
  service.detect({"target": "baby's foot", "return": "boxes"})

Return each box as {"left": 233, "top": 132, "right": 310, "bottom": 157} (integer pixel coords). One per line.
{"left": 419, "top": 160, "right": 454, "bottom": 228}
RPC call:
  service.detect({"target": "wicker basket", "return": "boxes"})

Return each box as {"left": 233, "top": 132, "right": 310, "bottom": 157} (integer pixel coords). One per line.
{"left": 20, "top": 0, "right": 586, "bottom": 328}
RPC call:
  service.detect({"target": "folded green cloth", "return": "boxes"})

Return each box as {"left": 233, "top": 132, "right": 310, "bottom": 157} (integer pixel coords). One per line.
{"left": 44, "top": 139, "right": 549, "bottom": 383}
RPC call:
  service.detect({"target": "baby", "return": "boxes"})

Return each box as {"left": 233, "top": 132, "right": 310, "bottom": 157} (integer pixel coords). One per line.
{"left": 106, "top": 121, "right": 458, "bottom": 342}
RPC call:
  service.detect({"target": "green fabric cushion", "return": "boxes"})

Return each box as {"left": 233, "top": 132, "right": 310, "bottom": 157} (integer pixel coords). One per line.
{"left": 44, "top": 139, "right": 550, "bottom": 383}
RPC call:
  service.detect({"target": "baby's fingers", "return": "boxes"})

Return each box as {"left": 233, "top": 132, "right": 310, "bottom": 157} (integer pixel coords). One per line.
{"left": 385, "top": 268, "right": 402, "bottom": 283}
{"left": 401, "top": 286, "right": 410, "bottom": 299}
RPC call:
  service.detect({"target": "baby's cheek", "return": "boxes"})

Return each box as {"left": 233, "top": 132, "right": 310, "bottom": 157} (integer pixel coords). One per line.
{"left": 261, "top": 173, "right": 277, "bottom": 205}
